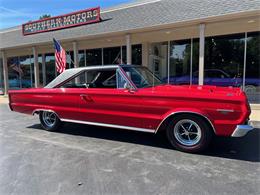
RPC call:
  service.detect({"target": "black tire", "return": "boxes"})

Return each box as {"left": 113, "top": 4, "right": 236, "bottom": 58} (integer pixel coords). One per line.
{"left": 39, "top": 111, "right": 61, "bottom": 131}
{"left": 166, "top": 114, "right": 213, "bottom": 153}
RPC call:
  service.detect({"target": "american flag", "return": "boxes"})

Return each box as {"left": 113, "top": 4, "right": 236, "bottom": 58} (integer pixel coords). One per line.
{"left": 10, "top": 57, "right": 23, "bottom": 75}
{"left": 53, "top": 38, "right": 66, "bottom": 73}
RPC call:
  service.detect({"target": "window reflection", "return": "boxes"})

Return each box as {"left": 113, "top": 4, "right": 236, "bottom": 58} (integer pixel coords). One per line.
{"left": 204, "top": 33, "right": 245, "bottom": 87}
{"left": 21, "top": 56, "right": 33, "bottom": 88}
{"left": 66, "top": 51, "right": 74, "bottom": 69}
{"left": 0, "top": 58, "right": 4, "bottom": 94}
{"left": 192, "top": 39, "right": 199, "bottom": 85}
{"left": 78, "top": 50, "right": 85, "bottom": 67}
{"left": 170, "top": 40, "right": 189, "bottom": 85}
{"left": 38, "top": 55, "right": 43, "bottom": 86}
{"left": 149, "top": 42, "right": 168, "bottom": 80}
{"left": 103, "top": 47, "right": 121, "bottom": 65}
{"left": 7, "top": 56, "right": 34, "bottom": 89}
{"left": 86, "top": 48, "right": 102, "bottom": 66}
{"left": 45, "top": 53, "right": 56, "bottom": 85}
{"left": 132, "top": 44, "right": 142, "bottom": 65}
{"left": 246, "top": 32, "right": 260, "bottom": 103}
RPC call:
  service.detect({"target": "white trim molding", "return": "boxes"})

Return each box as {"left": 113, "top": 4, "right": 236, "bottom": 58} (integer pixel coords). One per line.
{"left": 32, "top": 46, "right": 40, "bottom": 88}
{"left": 61, "top": 118, "right": 156, "bottom": 133}
{"left": 1, "top": 51, "right": 9, "bottom": 95}
{"left": 126, "top": 34, "right": 132, "bottom": 64}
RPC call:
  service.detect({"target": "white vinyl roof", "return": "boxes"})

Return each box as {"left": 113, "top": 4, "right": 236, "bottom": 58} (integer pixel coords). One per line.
{"left": 45, "top": 65, "right": 119, "bottom": 88}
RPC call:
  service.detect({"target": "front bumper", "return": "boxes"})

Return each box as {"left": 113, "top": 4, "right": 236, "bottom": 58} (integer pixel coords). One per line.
{"left": 231, "top": 125, "right": 254, "bottom": 137}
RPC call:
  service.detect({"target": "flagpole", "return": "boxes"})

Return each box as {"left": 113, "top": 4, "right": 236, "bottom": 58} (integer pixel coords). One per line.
{"left": 65, "top": 51, "right": 76, "bottom": 67}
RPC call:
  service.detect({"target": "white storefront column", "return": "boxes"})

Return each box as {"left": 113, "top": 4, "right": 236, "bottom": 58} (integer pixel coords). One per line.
{"left": 126, "top": 34, "right": 132, "bottom": 65}
{"left": 1, "top": 51, "right": 9, "bottom": 95}
{"left": 198, "top": 24, "right": 205, "bottom": 85}
{"left": 142, "top": 42, "right": 149, "bottom": 67}
{"left": 32, "top": 47, "right": 40, "bottom": 88}
{"left": 73, "top": 41, "right": 79, "bottom": 68}
{"left": 42, "top": 54, "right": 46, "bottom": 86}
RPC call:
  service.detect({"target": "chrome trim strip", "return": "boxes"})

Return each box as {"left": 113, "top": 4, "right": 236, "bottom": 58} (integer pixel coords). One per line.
{"left": 155, "top": 111, "right": 216, "bottom": 134}
{"left": 60, "top": 118, "right": 155, "bottom": 133}
{"left": 216, "top": 109, "right": 234, "bottom": 113}
{"left": 231, "top": 125, "right": 254, "bottom": 137}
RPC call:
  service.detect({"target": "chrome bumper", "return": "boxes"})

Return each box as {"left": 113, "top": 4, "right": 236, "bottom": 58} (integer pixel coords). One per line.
{"left": 231, "top": 125, "right": 254, "bottom": 137}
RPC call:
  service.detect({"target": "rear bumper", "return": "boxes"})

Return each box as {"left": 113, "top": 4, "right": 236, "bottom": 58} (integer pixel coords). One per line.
{"left": 231, "top": 125, "right": 254, "bottom": 137}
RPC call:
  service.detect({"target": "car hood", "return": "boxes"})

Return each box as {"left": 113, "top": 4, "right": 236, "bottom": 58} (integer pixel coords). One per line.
{"left": 141, "top": 84, "right": 245, "bottom": 101}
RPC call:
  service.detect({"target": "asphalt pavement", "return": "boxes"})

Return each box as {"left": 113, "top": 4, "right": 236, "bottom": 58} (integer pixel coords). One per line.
{"left": 0, "top": 103, "right": 259, "bottom": 195}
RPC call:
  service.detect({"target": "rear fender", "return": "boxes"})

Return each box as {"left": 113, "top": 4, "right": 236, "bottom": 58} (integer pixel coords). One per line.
{"left": 32, "top": 109, "right": 60, "bottom": 119}
{"left": 156, "top": 108, "right": 215, "bottom": 134}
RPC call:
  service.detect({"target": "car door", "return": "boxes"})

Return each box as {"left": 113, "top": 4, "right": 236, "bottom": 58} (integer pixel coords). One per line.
{"left": 76, "top": 68, "right": 144, "bottom": 130}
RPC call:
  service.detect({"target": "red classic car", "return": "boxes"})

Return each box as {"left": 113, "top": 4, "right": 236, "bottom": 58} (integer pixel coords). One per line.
{"left": 8, "top": 65, "right": 254, "bottom": 153}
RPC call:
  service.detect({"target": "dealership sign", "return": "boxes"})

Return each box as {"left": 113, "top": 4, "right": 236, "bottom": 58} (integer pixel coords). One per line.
{"left": 22, "top": 7, "right": 100, "bottom": 35}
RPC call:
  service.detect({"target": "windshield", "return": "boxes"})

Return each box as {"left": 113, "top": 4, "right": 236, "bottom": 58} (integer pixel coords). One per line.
{"left": 121, "top": 66, "right": 163, "bottom": 88}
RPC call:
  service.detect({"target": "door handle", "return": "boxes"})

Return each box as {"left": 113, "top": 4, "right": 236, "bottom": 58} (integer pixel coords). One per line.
{"left": 80, "top": 94, "right": 93, "bottom": 102}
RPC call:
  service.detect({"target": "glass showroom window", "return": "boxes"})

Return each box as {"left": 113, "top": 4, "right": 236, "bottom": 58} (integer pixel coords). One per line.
{"left": 121, "top": 45, "right": 142, "bottom": 65}
{"left": 191, "top": 39, "right": 199, "bottom": 85}
{"left": 22, "top": 55, "right": 34, "bottom": 88}
{"left": 66, "top": 51, "right": 74, "bottom": 69}
{"left": 38, "top": 55, "right": 43, "bottom": 86}
{"left": 7, "top": 56, "right": 34, "bottom": 89}
{"left": 149, "top": 42, "right": 168, "bottom": 81}
{"left": 132, "top": 44, "right": 142, "bottom": 65}
{"left": 0, "top": 58, "right": 4, "bottom": 94}
{"left": 78, "top": 50, "right": 86, "bottom": 67}
{"left": 204, "top": 33, "right": 245, "bottom": 87}
{"left": 45, "top": 53, "right": 56, "bottom": 85}
{"left": 169, "top": 39, "right": 199, "bottom": 85}
{"left": 245, "top": 32, "right": 260, "bottom": 103}
{"left": 8, "top": 57, "right": 20, "bottom": 89}
{"left": 103, "top": 47, "right": 121, "bottom": 65}
{"left": 121, "top": 46, "right": 126, "bottom": 64}
{"left": 86, "top": 48, "right": 102, "bottom": 66}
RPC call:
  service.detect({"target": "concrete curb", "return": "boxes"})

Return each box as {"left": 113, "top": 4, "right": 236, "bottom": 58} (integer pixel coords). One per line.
{"left": 249, "top": 121, "right": 260, "bottom": 129}
{"left": 0, "top": 96, "right": 8, "bottom": 104}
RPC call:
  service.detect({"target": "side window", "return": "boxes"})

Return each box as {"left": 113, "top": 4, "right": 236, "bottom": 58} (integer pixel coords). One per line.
{"left": 60, "top": 68, "right": 136, "bottom": 89}
{"left": 61, "top": 69, "right": 118, "bottom": 88}
{"left": 60, "top": 71, "right": 88, "bottom": 88}
{"left": 88, "top": 69, "right": 117, "bottom": 88}
{"left": 116, "top": 69, "right": 133, "bottom": 89}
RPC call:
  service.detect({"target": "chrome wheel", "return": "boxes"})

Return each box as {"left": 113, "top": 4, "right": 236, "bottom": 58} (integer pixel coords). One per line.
{"left": 173, "top": 119, "right": 202, "bottom": 146}
{"left": 42, "top": 111, "right": 57, "bottom": 128}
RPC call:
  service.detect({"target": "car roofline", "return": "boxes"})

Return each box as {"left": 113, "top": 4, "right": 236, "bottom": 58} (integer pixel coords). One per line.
{"left": 66, "top": 64, "right": 141, "bottom": 71}
{"left": 45, "top": 64, "right": 142, "bottom": 88}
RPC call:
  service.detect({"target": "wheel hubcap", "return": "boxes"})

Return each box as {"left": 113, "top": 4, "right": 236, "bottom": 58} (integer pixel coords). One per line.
{"left": 173, "top": 119, "right": 202, "bottom": 146}
{"left": 42, "top": 111, "right": 56, "bottom": 128}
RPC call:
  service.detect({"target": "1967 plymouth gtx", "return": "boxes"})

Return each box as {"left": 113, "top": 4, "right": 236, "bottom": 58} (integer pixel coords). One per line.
{"left": 8, "top": 65, "right": 254, "bottom": 153}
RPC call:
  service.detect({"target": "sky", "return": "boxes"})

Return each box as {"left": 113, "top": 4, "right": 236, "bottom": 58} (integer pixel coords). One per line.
{"left": 0, "top": 0, "right": 134, "bottom": 29}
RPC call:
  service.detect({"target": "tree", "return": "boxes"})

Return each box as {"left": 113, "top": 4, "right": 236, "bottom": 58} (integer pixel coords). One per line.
{"left": 39, "top": 14, "right": 51, "bottom": 20}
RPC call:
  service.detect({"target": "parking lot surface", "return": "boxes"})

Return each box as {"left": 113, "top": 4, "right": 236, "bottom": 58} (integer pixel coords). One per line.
{"left": 0, "top": 103, "right": 259, "bottom": 195}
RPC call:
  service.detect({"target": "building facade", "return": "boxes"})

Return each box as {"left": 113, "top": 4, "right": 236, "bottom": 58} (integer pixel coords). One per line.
{"left": 0, "top": 0, "right": 259, "bottom": 115}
